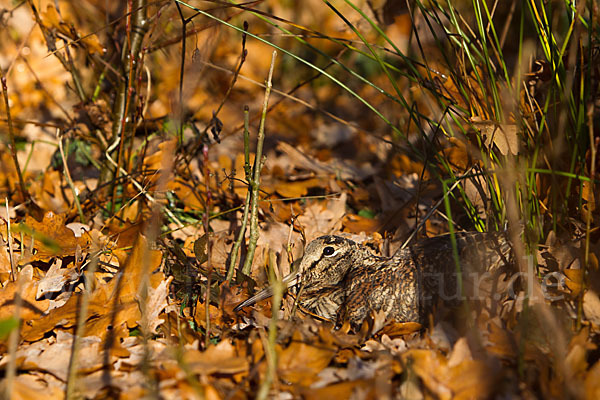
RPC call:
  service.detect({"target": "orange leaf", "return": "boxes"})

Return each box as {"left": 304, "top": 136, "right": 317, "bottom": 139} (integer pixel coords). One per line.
{"left": 564, "top": 269, "right": 584, "bottom": 297}
{"left": 342, "top": 214, "right": 380, "bottom": 234}
{"left": 113, "top": 234, "right": 164, "bottom": 303}
{"left": 278, "top": 332, "right": 335, "bottom": 386}
{"left": 274, "top": 178, "right": 322, "bottom": 198}
{"left": 18, "top": 211, "right": 90, "bottom": 262}
{"left": 0, "top": 266, "right": 49, "bottom": 322}
{"left": 183, "top": 340, "right": 248, "bottom": 375}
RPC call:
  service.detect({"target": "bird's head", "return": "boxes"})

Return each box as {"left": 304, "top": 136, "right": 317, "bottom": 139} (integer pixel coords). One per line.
{"left": 233, "top": 235, "right": 361, "bottom": 312}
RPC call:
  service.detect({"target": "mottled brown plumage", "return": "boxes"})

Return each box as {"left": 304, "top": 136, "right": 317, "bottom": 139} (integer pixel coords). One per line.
{"left": 234, "top": 231, "right": 513, "bottom": 329}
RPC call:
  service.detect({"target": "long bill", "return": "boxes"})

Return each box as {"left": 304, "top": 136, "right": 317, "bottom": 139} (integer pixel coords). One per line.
{"left": 233, "top": 272, "right": 300, "bottom": 312}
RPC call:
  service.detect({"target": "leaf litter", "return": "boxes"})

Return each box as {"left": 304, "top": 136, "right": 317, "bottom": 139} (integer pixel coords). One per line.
{"left": 0, "top": 1, "right": 599, "bottom": 399}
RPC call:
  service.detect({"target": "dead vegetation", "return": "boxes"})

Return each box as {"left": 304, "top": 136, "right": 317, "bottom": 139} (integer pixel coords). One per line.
{"left": 0, "top": 0, "right": 599, "bottom": 398}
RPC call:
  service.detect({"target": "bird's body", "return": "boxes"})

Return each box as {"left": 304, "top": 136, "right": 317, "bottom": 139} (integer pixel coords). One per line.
{"left": 234, "top": 231, "right": 513, "bottom": 330}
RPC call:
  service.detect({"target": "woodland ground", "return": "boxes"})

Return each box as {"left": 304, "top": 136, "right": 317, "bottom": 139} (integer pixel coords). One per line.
{"left": 0, "top": 0, "right": 599, "bottom": 399}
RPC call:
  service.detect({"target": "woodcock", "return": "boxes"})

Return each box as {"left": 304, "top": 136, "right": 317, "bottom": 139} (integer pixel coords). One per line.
{"left": 234, "top": 231, "right": 513, "bottom": 329}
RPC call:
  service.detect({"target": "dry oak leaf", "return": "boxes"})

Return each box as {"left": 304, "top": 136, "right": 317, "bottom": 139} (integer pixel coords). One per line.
{"left": 0, "top": 265, "right": 50, "bottom": 322}
{"left": 4, "top": 374, "right": 64, "bottom": 400}
{"left": 583, "top": 290, "right": 600, "bottom": 327}
{"left": 301, "top": 380, "right": 374, "bottom": 399}
{"left": 0, "top": 236, "right": 12, "bottom": 281}
{"left": 564, "top": 269, "right": 584, "bottom": 297}
{"left": 143, "top": 139, "right": 177, "bottom": 176}
{"left": 113, "top": 234, "right": 165, "bottom": 304}
{"left": 297, "top": 192, "right": 347, "bottom": 240}
{"left": 29, "top": 170, "right": 70, "bottom": 214}
{"left": 167, "top": 179, "right": 204, "bottom": 211}
{"left": 182, "top": 340, "right": 248, "bottom": 376}
{"left": 278, "top": 332, "right": 336, "bottom": 386}
{"left": 17, "top": 211, "right": 91, "bottom": 262}
{"left": 193, "top": 301, "right": 222, "bottom": 329}
{"left": 41, "top": 5, "right": 104, "bottom": 54}
{"left": 36, "top": 259, "right": 80, "bottom": 300}
{"left": 1, "top": 331, "right": 105, "bottom": 382}
{"left": 586, "top": 359, "right": 600, "bottom": 399}
{"left": 21, "top": 281, "right": 137, "bottom": 344}
{"left": 22, "top": 234, "right": 163, "bottom": 342}
{"left": 273, "top": 178, "right": 323, "bottom": 198}
{"left": 342, "top": 214, "right": 380, "bottom": 235}
{"left": 401, "top": 344, "right": 499, "bottom": 400}
{"left": 136, "top": 276, "right": 173, "bottom": 335}
{"left": 472, "top": 117, "right": 519, "bottom": 156}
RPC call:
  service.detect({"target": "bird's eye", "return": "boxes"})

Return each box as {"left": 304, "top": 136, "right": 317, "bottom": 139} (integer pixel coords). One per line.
{"left": 323, "top": 246, "right": 335, "bottom": 256}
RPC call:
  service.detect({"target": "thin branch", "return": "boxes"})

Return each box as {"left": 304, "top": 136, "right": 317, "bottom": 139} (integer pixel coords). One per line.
{"left": 242, "top": 51, "right": 277, "bottom": 275}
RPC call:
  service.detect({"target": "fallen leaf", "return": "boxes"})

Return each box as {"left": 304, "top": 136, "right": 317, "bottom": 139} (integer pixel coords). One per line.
{"left": 583, "top": 290, "right": 600, "bottom": 326}
{"left": 378, "top": 322, "right": 422, "bottom": 338}
{"left": 183, "top": 340, "right": 248, "bottom": 375}
{"left": 585, "top": 359, "right": 600, "bottom": 399}
{"left": 472, "top": 117, "right": 519, "bottom": 156}
{"left": 3, "top": 331, "right": 105, "bottom": 382}
{"left": 278, "top": 332, "right": 335, "bottom": 386}
{"left": 136, "top": 276, "right": 173, "bottom": 335}
{"left": 297, "top": 193, "right": 347, "bottom": 240}
{"left": 36, "top": 259, "right": 80, "bottom": 300}
{"left": 16, "top": 211, "right": 91, "bottom": 262}
{"left": 564, "top": 269, "right": 584, "bottom": 297}
{"left": 113, "top": 234, "right": 164, "bottom": 303}
{"left": 274, "top": 178, "right": 322, "bottom": 198}
{"left": 342, "top": 214, "right": 380, "bottom": 234}
{"left": 0, "top": 266, "right": 49, "bottom": 321}
{"left": 6, "top": 374, "right": 64, "bottom": 400}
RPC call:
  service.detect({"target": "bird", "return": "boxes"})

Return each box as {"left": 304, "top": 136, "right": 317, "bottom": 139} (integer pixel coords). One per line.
{"left": 234, "top": 231, "right": 513, "bottom": 330}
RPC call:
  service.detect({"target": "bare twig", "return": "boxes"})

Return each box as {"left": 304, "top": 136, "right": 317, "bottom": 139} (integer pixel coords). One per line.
{"left": 242, "top": 50, "right": 277, "bottom": 275}
{"left": 26, "top": 1, "right": 87, "bottom": 102}
{"left": 0, "top": 67, "right": 29, "bottom": 204}
{"left": 227, "top": 106, "right": 251, "bottom": 281}
{"left": 203, "top": 141, "right": 213, "bottom": 348}
{"left": 580, "top": 103, "right": 597, "bottom": 329}
{"left": 5, "top": 200, "right": 16, "bottom": 281}
{"left": 109, "top": 0, "right": 148, "bottom": 214}
{"left": 257, "top": 250, "right": 283, "bottom": 400}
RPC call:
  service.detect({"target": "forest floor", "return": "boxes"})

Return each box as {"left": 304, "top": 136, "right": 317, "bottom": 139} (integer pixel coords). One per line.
{"left": 0, "top": 1, "right": 599, "bottom": 399}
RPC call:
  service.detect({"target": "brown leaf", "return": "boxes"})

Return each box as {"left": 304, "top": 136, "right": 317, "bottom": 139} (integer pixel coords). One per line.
{"left": 36, "top": 259, "right": 80, "bottom": 300}
{"left": 448, "top": 358, "right": 499, "bottom": 400}
{"left": 583, "top": 290, "right": 600, "bottom": 326}
{"left": 16, "top": 211, "right": 91, "bottom": 262}
{"left": 278, "top": 333, "right": 335, "bottom": 386}
{"left": 297, "top": 193, "right": 347, "bottom": 240}
{"left": 443, "top": 137, "right": 472, "bottom": 171}
{"left": 113, "top": 234, "right": 164, "bottom": 303}
{"left": 183, "top": 340, "right": 248, "bottom": 375}
{"left": 586, "top": 359, "right": 600, "bottom": 399}
{"left": 6, "top": 374, "right": 64, "bottom": 400}
{"left": 301, "top": 380, "right": 374, "bottom": 399}
{"left": 564, "top": 269, "right": 584, "bottom": 297}
{"left": 378, "top": 322, "right": 422, "bottom": 338}
{"left": 21, "top": 282, "right": 138, "bottom": 342}
{"left": 2, "top": 331, "right": 106, "bottom": 382}
{"left": 0, "top": 236, "right": 12, "bottom": 282}
{"left": 342, "top": 214, "right": 380, "bottom": 234}
{"left": 194, "top": 234, "right": 209, "bottom": 265}
{"left": 402, "top": 349, "right": 452, "bottom": 399}
{"left": 581, "top": 180, "right": 596, "bottom": 219}
{"left": 274, "top": 178, "right": 322, "bottom": 198}
{"left": 0, "top": 266, "right": 49, "bottom": 322}
{"left": 136, "top": 276, "right": 173, "bottom": 335}
{"left": 471, "top": 118, "right": 519, "bottom": 155}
